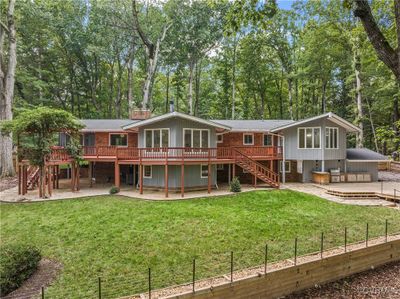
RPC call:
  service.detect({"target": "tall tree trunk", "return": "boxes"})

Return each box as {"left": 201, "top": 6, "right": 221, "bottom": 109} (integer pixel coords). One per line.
{"left": 194, "top": 60, "right": 202, "bottom": 116}
{"left": 354, "top": 47, "right": 364, "bottom": 148}
{"left": 365, "top": 97, "right": 379, "bottom": 152}
{"left": 231, "top": 34, "right": 237, "bottom": 120}
{"left": 321, "top": 80, "right": 327, "bottom": 114}
{"left": 393, "top": 88, "right": 400, "bottom": 151}
{"left": 165, "top": 68, "right": 170, "bottom": 113}
{"left": 288, "top": 78, "right": 293, "bottom": 120}
{"left": 127, "top": 55, "right": 134, "bottom": 115}
{"left": 188, "top": 59, "right": 195, "bottom": 115}
{"left": 0, "top": 0, "right": 16, "bottom": 177}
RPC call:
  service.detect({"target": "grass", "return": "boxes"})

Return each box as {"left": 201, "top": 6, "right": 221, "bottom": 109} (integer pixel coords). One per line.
{"left": 1, "top": 190, "right": 399, "bottom": 298}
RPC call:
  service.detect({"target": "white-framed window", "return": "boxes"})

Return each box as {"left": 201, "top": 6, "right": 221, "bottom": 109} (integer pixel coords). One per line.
{"left": 200, "top": 164, "right": 209, "bottom": 178}
{"left": 217, "top": 134, "right": 223, "bottom": 143}
{"left": 263, "top": 134, "right": 273, "bottom": 146}
{"left": 144, "top": 129, "right": 169, "bottom": 148}
{"left": 217, "top": 164, "right": 224, "bottom": 170}
{"left": 298, "top": 127, "right": 321, "bottom": 149}
{"left": 184, "top": 129, "right": 209, "bottom": 149}
{"left": 325, "top": 127, "right": 339, "bottom": 149}
{"left": 143, "top": 165, "right": 152, "bottom": 178}
{"left": 110, "top": 133, "right": 128, "bottom": 146}
{"left": 279, "top": 161, "right": 291, "bottom": 173}
{"left": 243, "top": 133, "right": 254, "bottom": 145}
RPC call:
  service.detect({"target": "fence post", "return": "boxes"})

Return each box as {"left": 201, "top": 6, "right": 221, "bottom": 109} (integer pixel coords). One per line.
{"left": 344, "top": 227, "right": 347, "bottom": 253}
{"left": 192, "top": 259, "right": 196, "bottom": 293}
{"left": 148, "top": 268, "right": 151, "bottom": 299}
{"left": 320, "top": 232, "right": 324, "bottom": 259}
{"left": 366, "top": 223, "right": 369, "bottom": 247}
{"left": 41, "top": 286, "right": 44, "bottom": 299}
{"left": 385, "top": 219, "right": 388, "bottom": 243}
{"left": 264, "top": 244, "right": 268, "bottom": 275}
{"left": 98, "top": 277, "right": 101, "bottom": 299}
{"left": 294, "top": 238, "right": 298, "bottom": 265}
{"left": 230, "top": 251, "right": 233, "bottom": 282}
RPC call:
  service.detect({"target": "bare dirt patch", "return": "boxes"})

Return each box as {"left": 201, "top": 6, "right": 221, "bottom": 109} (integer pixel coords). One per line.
{"left": 3, "top": 259, "right": 62, "bottom": 299}
{"left": 285, "top": 261, "right": 400, "bottom": 299}
{"left": 0, "top": 176, "right": 18, "bottom": 192}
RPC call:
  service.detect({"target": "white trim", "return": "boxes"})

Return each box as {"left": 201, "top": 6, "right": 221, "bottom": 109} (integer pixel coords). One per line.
{"left": 346, "top": 159, "right": 389, "bottom": 162}
{"left": 271, "top": 112, "right": 361, "bottom": 133}
{"left": 297, "top": 127, "right": 322, "bottom": 149}
{"left": 217, "top": 133, "right": 224, "bottom": 143}
{"left": 243, "top": 133, "right": 254, "bottom": 145}
{"left": 325, "top": 127, "right": 339, "bottom": 149}
{"left": 280, "top": 160, "right": 291, "bottom": 173}
{"left": 263, "top": 133, "right": 274, "bottom": 146}
{"left": 143, "top": 128, "right": 170, "bottom": 148}
{"left": 183, "top": 128, "right": 210, "bottom": 148}
{"left": 200, "top": 164, "right": 209, "bottom": 178}
{"left": 122, "top": 111, "right": 231, "bottom": 131}
{"left": 109, "top": 133, "right": 128, "bottom": 147}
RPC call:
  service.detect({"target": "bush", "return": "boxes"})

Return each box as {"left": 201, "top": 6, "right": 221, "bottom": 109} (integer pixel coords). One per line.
{"left": 0, "top": 244, "right": 41, "bottom": 296}
{"left": 230, "top": 176, "right": 241, "bottom": 192}
{"left": 109, "top": 186, "right": 120, "bottom": 194}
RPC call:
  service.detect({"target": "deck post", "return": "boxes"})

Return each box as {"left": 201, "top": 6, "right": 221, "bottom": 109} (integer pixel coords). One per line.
{"left": 18, "top": 165, "right": 22, "bottom": 195}
{"left": 164, "top": 164, "right": 168, "bottom": 198}
{"left": 114, "top": 161, "right": 120, "bottom": 188}
{"left": 71, "top": 162, "right": 75, "bottom": 191}
{"left": 232, "top": 163, "right": 236, "bottom": 179}
{"left": 52, "top": 165, "right": 56, "bottom": 189}
{"left": 208, "top": 163, "right": 211, "bottom": 194}
{"left": 48, "top": 165, "right": 52, "bottom": 197}
{"left": 181, "top": 163, "right": 184, "bottom": 197}
{"left": 76, "top": 163, "right": 80, "bottom": 191}
{"left": 89, "top": 162, "right": 93, "bottom": 188}
{"left": 139, "top": 164, "right": 143, "bottom": 194}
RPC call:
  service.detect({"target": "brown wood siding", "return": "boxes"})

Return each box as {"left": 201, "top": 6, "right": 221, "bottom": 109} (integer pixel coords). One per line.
{"left": 218, "top": 132, "right": 270, "bottom": 147}
{"left": 93, "top": 132, "right": 138, "bottom": 147}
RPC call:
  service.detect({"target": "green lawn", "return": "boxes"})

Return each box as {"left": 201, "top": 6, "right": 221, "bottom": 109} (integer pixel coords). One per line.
{"left": 1, "top": 190, "right": 399, "bottom": 298}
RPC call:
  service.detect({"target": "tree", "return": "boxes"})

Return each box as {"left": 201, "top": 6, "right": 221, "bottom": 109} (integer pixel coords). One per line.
{"left": 350, "top": 0, "right": 400, "bottom": 82}
{"left": 1, "top": 107, "right": 83, "bottom": 197}
{"left": 0, "top": 0, "right": 17, "bottom": 177}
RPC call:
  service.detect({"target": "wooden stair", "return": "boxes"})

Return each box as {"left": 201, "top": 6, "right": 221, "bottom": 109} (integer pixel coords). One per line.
{"left": 234, "top": 149, "right": 279, "bottom": 189}
{"left": 27, "top": 166, "right": 40, "bottom": 190}
{"left": 326, "top": 190, "right": 399, "bottom": 203}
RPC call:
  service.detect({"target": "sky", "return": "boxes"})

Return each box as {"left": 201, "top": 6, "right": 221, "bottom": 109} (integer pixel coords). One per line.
{"left": 277, "top": 0, "right": 296, "bottom": 10}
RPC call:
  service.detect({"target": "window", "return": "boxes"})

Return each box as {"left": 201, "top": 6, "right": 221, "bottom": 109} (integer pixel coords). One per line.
{"left": 83, "top": 133, "right": 95, "bottom": 146}
{"left": 110, "top": 134, "right": 128, "bottom": 146}
{"left": 279, "top": 161, "right": 291, "bottom": 173}
{"left": 298, "top": 127, "right": 321, "bottom": 149}
{"left": 217, "top": 164, "right": 224, "bottom": 170}
{"left": 217, "top": 134, "right": 223, "bottom": 143}
{"left": 183, "top": 129, "right": 209, "bottom": 149}
{"left": 144, "top": 129, "right": 169, "bottom": 148}
{"left": 143, "top": 165, "right": 152, "bottom": 178}
{"left": 263, "top": 134, "right": 273, "bottom": 146}
{"left": 243, "top": 133, "right": 254, "bottom": 145}
{"left": 200, "top": 164, "right": 209, "bottom": 178}
{"left": 326, "top": 127, "right": 339, "bottom": 149}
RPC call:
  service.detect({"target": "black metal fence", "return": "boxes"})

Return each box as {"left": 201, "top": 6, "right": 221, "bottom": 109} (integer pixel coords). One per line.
{"left": 4, "top": 220, "right": 398, "bottom": 299}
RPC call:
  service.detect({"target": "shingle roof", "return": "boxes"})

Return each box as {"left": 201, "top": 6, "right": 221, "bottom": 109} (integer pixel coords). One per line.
{"left": 211, "top": 119, "right": 295, "bottom": 132}
{"left": 80, "top": 119, "right": 139, "bottom": 132}
{"left": 346, "top": 148, "right": 388, "bottom": 161}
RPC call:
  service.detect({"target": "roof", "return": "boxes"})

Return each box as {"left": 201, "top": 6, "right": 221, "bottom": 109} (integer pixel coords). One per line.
{"left": 270, "top": 112, "right": 361, "bottom": 133}
{"left": 122, "top": 111, "right": 231, "bottom": 131}
{"left": 346, "top": 148, "right": 389, "bottom": 161}
{"left": 211, "top": 119, "right": 295, "bottom": 132}
{"left": 80, "top": 119, "right": 138, "bottom": 132}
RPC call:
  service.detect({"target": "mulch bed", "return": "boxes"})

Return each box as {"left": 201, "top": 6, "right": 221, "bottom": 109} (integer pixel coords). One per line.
{"left": 285, "top": 261, "right": 400, "bottom": 299}
{"left": 0, "top": 176, "right": 18, "bottom": 192}
{"left": 3, "top": 259, "right": 62, "bottom": 299}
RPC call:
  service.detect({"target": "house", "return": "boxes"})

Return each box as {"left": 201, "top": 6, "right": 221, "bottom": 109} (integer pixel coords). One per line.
{"left": 19, "top": 109, "right": 389, "bottom": 197}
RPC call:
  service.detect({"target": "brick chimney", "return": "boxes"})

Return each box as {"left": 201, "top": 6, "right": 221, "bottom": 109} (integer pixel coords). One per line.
{"left": 130, "top": 108, "right": 151, "bottom": 120}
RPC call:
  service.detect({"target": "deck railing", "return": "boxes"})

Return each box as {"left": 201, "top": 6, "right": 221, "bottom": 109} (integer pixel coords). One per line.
{"left": 48, "top": 146, "right": 282, "bottom": 161}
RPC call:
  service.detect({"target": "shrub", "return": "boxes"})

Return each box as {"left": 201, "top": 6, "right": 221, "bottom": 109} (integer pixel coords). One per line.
{"left": 109, "top": 186, "right": 120, "bottom": 194}
{"left": 230, "top": 176, "right": 241, "bottom": 192}
{"left": 0, "top": 244, "right": 41, "bottom": 296}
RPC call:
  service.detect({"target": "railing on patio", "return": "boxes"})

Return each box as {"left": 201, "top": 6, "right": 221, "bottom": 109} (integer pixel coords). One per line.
{"left": 48, "top": 146, "right": 282, "bottom": 161}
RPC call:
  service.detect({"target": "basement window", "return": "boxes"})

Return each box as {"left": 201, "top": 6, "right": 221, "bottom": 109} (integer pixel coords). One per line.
{"left": 200, "top": 165, "right": 209, "bottom": 178}
{"left": 143, "top": 165, "right": 152, "bottom": 178}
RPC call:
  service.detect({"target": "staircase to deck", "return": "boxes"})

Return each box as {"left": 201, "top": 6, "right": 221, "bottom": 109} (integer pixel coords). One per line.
{"left": 234, "top": 149, "right": 279, "bottom": 188}
{"left": 27, "top": 166, "right": 40, "bottom": 190}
